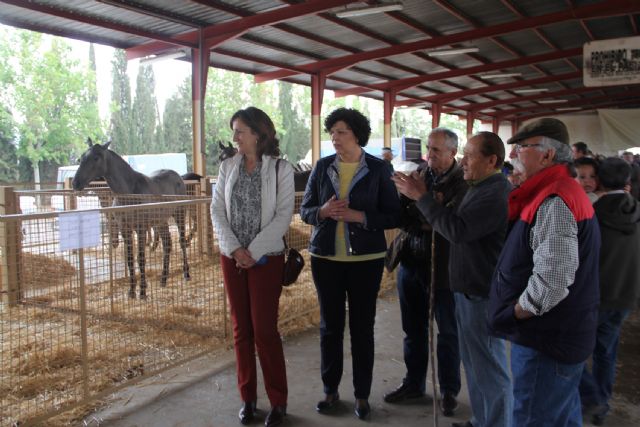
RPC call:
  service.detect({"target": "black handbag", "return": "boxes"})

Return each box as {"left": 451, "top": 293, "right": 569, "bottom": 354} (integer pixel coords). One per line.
{"left": 282, "top": 239, "right": 304, "bottom": 286}
{"left": 276, "top": 159, "right": 305, "bottom": 286}
{"left": 384, "top": 230, "right": 407, "bottom": 272}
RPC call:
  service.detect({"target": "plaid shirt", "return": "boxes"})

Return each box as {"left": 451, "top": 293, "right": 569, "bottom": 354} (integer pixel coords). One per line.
{"left": 518, "top": 196, "right": 579, "bottom": 315}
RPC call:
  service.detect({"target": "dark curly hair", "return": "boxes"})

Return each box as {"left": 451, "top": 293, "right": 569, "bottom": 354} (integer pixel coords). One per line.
{"left": 324, "top": 107, "right": 372, "bottom": 147}
{"left": 230, "top": 106, "right": 280, "bottom": 158}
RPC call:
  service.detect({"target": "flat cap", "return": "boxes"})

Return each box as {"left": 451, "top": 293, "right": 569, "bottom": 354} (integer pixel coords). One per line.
{"left": 507, "top": 118, "right": 569, "bottom": 145}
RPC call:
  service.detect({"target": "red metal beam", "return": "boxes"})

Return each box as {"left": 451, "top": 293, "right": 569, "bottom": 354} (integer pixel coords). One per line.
{"left": 507, "top": 97, "right": 640, "bottom": 122}
{"left": 0, "top": 0, "right": 197, "bottom": 49}
{"left": 357, "top": 48, "right": 582, "bottom": 95}
{"left": 253, "top": 0, "right": 640, "bottom": 80}
{"left": 630, "top": 14, "right": 639, "bottom": 33}
{"left": 501, "top": 0, "right": 579, "bottom": 77}
{"left": 403, "top": 71, "right": 583, "bottom": 106}
{"left": 471, "top": 86, "right": 634, "bottom": 113}
{"left": 494, "top": 89, "right": 640, "bottom": 117}
{"left": 125, "top": 0, "right": 358, "bottom": 59}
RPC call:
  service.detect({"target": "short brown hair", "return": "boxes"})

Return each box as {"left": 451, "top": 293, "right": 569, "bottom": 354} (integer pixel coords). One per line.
{"left": 476, "top": 131, "right": 505, "bottom": 168}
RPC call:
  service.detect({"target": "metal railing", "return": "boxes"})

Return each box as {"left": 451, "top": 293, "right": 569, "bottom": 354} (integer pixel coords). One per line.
{"left": 0, "top": 186, "right": 395, "bottom": 426}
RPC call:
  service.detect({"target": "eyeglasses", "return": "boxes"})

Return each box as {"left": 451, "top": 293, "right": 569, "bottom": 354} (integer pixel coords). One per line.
{"left": 515, "top": 143, "right": 543, "bottom": 152}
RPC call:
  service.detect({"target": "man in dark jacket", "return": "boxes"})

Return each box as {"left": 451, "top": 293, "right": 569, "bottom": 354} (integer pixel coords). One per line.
{"left": 383, "top": 128, "right": 466, "bottom": 417}
{"left": 488, "top": 118, "right": 600, "bottom": 427}
{"left": 393, "top": 131, "right": 513, "bottom": 427}
{"left": 580, "top": 157, "right": 640, "bottom": 426}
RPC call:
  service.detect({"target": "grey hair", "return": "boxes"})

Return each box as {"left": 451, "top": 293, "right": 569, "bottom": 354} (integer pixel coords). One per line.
{"left": 537, "top": 136, "right": 573, "bottom": 163}
{"left": 429, "top": 127, "right": 458, "bottom": 150}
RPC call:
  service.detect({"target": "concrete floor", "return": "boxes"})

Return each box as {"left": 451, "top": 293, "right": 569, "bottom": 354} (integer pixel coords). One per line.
{"left": 85, "top": 293, "right": 637, "bottom": 427}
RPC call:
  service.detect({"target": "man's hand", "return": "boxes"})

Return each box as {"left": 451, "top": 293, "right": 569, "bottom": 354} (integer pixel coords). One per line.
{"left": 514, "top": 303, "right": 535, "bottom": 320}
{"left": 391, "top": 171, "right": 428, "bottom": 201}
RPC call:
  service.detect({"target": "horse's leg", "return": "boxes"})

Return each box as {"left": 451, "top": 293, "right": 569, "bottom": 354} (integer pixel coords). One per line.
{"left": 122, "top": 229, "right": 136, "bottom": 299}
{"left": 109, "top": 213, "right": 120, "bottom": 248}
{"left": 186, "top": 206, "right": 196, "bottom": 247}
{"left": 157, "top": 223, "right": 171, "bottom": 287}
{"left": 176, "top": 206, "right": 190, "bottom": 280}
{"left": 137, "top": 227, "right": 147, "bottom": 299}
{"left": 150, "top": 226, "right": 160, "bottom": 251}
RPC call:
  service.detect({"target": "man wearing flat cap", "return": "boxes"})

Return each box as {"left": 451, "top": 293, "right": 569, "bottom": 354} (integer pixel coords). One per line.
{"left": 488, "top": 118, "right": 601, "bottom": 426}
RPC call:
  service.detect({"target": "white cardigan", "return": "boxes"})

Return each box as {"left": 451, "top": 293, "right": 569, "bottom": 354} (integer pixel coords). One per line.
{"left": 211, "top": 153, "right": 295, "bottom": 261}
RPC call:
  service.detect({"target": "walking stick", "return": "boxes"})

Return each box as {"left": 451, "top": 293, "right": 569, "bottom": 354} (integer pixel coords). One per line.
{"left": 428, "top": 229, "right": 438, "bottom": 426}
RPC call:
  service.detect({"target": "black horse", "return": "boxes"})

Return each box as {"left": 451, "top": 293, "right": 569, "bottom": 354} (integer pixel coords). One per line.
{"left": 213, "top": 140, "right": 310, "bottom": 191}
{"left": 72, "top": 138, "right": 190, "bottom": 299}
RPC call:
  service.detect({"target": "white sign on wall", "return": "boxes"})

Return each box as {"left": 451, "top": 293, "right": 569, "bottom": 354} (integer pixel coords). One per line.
{"left": 583, "top": 36, "right": 640, "bottom": 87}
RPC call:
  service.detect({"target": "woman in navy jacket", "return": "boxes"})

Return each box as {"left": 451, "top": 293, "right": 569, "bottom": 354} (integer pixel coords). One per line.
{"left": 300, "top": 108, "right": 400, "bottom": 420}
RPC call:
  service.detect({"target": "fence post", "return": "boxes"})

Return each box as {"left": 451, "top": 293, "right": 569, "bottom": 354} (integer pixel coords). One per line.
{"left": 202, "top": 177, "right": 213, "bottom": 256}
{"left": 0, "top": 186, "right": 22, "bottom": 305}
{"left": 78, "top": 247, "right": 90, "bottom": 398}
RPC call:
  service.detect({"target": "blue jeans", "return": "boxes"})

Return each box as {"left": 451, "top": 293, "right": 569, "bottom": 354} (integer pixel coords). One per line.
{"left": 579, "top": 309, "right": 631, "bottom": 416}
{"left": 511, "top": 343, "right": 582, "bottom": 427}
{"left": 397, "top": 262, "right": 461, "bottom": 395}
{"left": 454, "top": 293, "right": 512, "bottom": 427}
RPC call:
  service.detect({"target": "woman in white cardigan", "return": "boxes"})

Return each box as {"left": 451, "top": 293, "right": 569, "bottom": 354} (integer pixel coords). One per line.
{"left": 211, "top": 107, "right": 294, "bottom": 427}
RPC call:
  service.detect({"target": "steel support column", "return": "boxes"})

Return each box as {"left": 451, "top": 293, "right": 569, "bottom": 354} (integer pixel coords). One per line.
{"left": 311, "top": 73, "right": 327, "bottom": 165}
{"left": 466, "top": 112, "right": 475, "bottom": 139}
{"left": 431, "top": 103, "right": 441, "bottom": 129}
{"left": 383, "top": 90, "right": 396, "bottom": 149}
{"left": 191, "top": 30, "right": 208, "bottom": 176}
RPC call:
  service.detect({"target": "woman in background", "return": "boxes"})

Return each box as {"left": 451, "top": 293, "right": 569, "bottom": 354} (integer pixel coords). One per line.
{"left": 211, "top": 106, "right": 294, "bottom": 427}
{"left": 300, "top": 107, "right": 401, "bottom": 420}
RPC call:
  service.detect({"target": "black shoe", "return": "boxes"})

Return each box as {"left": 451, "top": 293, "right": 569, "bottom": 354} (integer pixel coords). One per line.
{"left": 316, "top": 393, "right": 340, "bottom": 413}
{"left": 440, "top": 392, "right": 458, "bottom": 417}
{"left": 238, "top": 401, "right": 256, "bottom": 425}
{"left": 355, "top": 399, "right": 370, "bottom": 420}
{"left": 592, "top": 413, "right": 606, "bottom": 426}
{"left": 264, "top": 405, "right": 286, "bottom": 427}
{"left": 383, "top": 383, "right": 424, "bottom": 403}
{"left": 451, "top": 421, "right": 473, "bottom": 427}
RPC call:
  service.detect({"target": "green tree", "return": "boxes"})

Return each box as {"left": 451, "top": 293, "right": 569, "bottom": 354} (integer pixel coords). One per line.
{"left": 109, "top": 49, "right": 133, "bottom": 153}
{"left": 10, "top": 30, "right": 100, "bottom": 183}
{"left": 204, "top": 69, "right": 249, "bottom": 175}
{"left": 163, "top": 77, "right": 193, "bottom": 168}
{"left": 278, "top": 81, "right": 309, "bottom": 163}
{"left": 0, "top": 106, "right": 18, "bottom": 183}
{"left": 131, "top": 64, "right": 158, "bottom": 154}
{"left": 82, "top": 43, "right": 104, "bottom": 143}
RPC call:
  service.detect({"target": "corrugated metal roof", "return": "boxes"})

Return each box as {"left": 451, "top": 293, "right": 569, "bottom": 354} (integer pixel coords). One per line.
{"left": 0, "top": 0, "right": 638, "bottom": 122}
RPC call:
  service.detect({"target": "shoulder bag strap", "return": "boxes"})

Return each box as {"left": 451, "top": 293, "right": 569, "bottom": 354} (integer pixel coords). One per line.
{"left": 275, "top": 159, "right": 289, "bottom": 250}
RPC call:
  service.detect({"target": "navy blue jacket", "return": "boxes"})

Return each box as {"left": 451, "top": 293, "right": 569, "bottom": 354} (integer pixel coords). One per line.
{"left": 300, "top": 152, "right": 401, "bottom": 256}
{"left": 488, "top": 164, "right": 600, "bottom": 364}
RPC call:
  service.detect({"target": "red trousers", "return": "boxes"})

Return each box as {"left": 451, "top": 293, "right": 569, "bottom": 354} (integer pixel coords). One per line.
{"left": 221, "top": 254, "right": 288, "bottom": 407}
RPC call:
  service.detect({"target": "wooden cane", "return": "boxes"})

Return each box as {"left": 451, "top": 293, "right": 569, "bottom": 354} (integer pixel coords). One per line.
{"left": 429, "top": 229, "right": 438, "bottom": 426}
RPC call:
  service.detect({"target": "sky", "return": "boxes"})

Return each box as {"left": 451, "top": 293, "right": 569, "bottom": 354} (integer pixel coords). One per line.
{"left": 69, "top": 40, "right": 192, "bottom": 121}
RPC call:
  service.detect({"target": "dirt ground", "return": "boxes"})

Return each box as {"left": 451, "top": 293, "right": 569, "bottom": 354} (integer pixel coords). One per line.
{"left": 610, "top": 309, "right": 640, "bottom": 420}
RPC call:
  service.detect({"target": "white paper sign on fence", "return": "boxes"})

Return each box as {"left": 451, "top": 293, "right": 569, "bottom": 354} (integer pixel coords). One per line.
{"left": 59, "top": 210, "right": 101, "bottom": 251}
{"left": 583, "top": 36, "right": 640, "bottom": 87}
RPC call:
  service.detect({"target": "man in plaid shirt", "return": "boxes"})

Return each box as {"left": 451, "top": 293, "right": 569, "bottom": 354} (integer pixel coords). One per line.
{"left": 489, "top": 118, "right": 601, "bottom": 427}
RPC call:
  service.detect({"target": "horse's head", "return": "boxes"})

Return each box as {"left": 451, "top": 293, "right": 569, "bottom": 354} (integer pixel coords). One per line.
{"left": 72, "top": 139, "right": 112, "bottom": 191}
{"left": 217, "top": 141, "right": 237, "bottom": 163}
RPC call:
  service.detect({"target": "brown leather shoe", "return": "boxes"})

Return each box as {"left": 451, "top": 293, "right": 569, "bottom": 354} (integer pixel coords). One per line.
{"left": 264, "top": 405, "right": 286, "bottom": 427}
{"left": 238, "top": 401, "right": 256, "bottom": 425}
